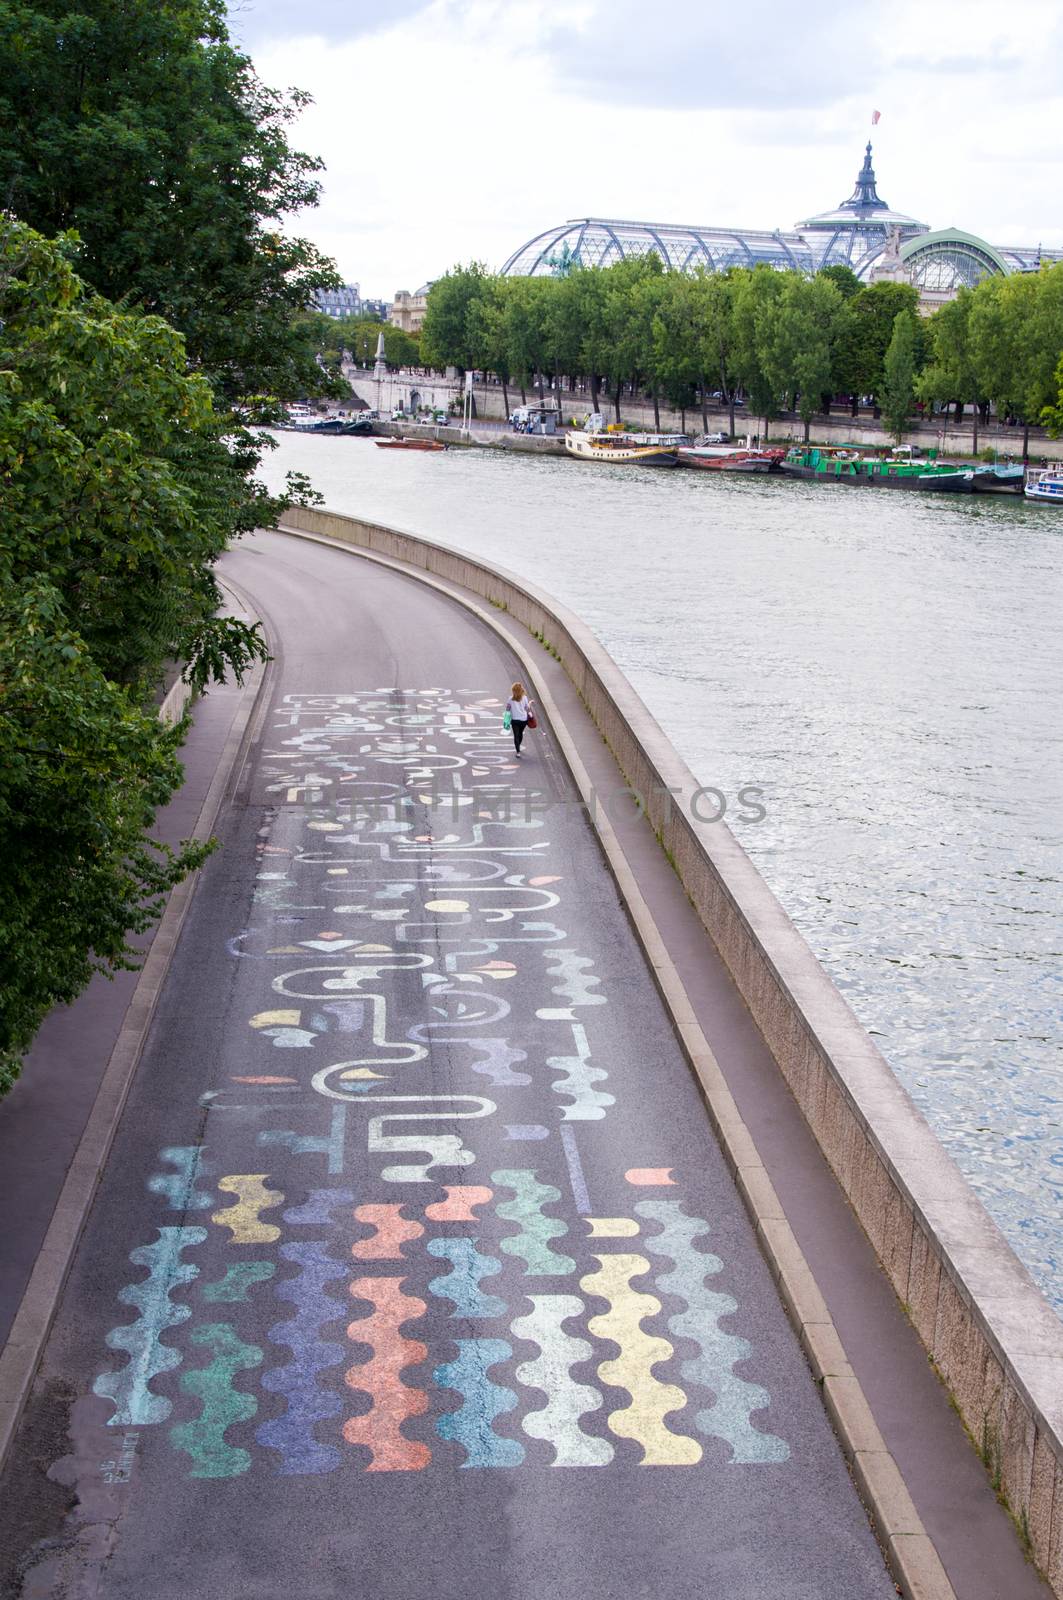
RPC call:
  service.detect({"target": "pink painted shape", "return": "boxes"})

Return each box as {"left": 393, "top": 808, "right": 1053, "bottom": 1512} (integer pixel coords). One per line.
{"left": 528, "top": 875, "right": 562, "bottom": 886}
{"left": 352, "top": 1203, "right": 424, "bottom": 1259}
{"left": 424, "top": 1185, "right": 493, "bottom": 1223}
{"left": 624, "top": 1167, "right": 676, "bottom": 1186}
{"left": 344, "top": 1277, "right": 430, "bottom": 1470}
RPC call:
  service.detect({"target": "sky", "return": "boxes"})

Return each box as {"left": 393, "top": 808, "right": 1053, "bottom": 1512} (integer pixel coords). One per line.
{"left": 225, "top": 0, "right": 1063, "bottom": 300}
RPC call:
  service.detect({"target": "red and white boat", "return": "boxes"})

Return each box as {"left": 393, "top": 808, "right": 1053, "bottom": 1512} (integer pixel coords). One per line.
{"left": 677, "top": 440, "right": 785, "bottom": 473}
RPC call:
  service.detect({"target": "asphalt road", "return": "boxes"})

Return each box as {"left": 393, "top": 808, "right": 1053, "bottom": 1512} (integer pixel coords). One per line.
{"left": 1, "top": 531, "right": 895, "bottom": 1600}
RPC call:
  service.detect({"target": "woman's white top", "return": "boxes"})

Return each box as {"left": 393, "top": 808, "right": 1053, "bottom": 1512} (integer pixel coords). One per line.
{"left": 507, "top": 696, "right": 531, "bottom": 722}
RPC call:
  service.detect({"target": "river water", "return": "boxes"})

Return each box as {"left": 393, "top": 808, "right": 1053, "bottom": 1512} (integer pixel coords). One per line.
{"left": 258, "top": 431, "right": 1063, "bottom": 1313}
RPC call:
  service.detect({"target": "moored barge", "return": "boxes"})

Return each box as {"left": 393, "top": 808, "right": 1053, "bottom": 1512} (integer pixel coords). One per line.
{"left": 780, "top": 446, "right": 975, "bottom": 493}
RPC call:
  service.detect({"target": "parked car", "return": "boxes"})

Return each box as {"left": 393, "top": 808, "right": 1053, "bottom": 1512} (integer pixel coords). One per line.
{"left": 703, "top": 431, "right": 729, "bottom": 444}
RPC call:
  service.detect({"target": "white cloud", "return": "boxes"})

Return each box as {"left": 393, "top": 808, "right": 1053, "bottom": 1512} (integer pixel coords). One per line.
{"left": 248, "top": 0, "right": 1063, "bottom": 297}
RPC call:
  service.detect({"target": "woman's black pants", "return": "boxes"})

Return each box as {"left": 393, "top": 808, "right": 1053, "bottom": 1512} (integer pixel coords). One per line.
{"left": 512, "top": 718, "right": 527, "bottom": 752}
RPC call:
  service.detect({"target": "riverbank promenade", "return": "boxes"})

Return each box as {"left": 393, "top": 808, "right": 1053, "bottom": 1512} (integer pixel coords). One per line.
{"left": 0, "top": 528, "right": 1056, "bottom": 1600}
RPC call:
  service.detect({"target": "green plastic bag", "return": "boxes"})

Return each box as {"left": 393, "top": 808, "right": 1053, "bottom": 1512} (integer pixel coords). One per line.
{"left": 503, "top": 710, "right": 512, "bottom": 730}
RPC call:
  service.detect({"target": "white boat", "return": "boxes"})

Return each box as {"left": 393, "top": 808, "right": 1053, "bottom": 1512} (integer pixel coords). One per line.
{"left": 1024, "top": 465, "right": 1063, "bottom": 503}
{"left": 283, "top": 404, "right": 321, "bottom": 430}
{"left": 565, "top": 431, "right": 678, "bottom": 466}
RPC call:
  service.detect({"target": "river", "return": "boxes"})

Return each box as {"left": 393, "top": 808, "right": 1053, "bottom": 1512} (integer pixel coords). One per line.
{"left": 257, "top": 430, "right": 1063, "bottom": 1313}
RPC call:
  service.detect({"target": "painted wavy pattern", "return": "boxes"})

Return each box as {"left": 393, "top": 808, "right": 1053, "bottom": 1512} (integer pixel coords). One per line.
{"left": 344, "top": 1276, "right": 430, "bottom": 1470}
{"left": 636, "top": 1201, "right": 790, "bottom": 1464}
{"left": 212, "top": 1175, "right": 284, "bottom": 1244}
{"left": 541, "top": 949, "right": 606, "bottom": 1014}
{"left": 492, "top": 1169, "right": 575, "bottom": 1276}
{"left": 93, "top": 1226, "right": 207, "bottom": 1426}
{"left": 258, "top": 1240, "right": 349, "bottom": 1475}
{"left": 147, "top": 1146, "right": 212, "bottom": 1211}
{"left": 434, "top": 1338, "right": 524, "bottom": 1467}
{"left": 424, "top": 1185, "right": 493, "bottom": 1222}
{"left": 283, "top": 1187, "right": 355, "bottom": 1227}
{"left": 546, "top": 1023, "right": 614, "bottom": 1121}
{"left": 352, "top": 1203, "right": 423, "bottom": 1260}
{"left": 202, "top": 1262, "right": 275, "bottom": 1303}
{"left": 427, "top": 1237, "right": 505, "bottom": 1318}
{"left": 512, "top": 1295, "right": 612, "bottom": 1465}
{"left": 171, "top": 1322, "right": 263, "bottom": 1478}
{"left": 466, "top": 1039, "right": 530, "bottom": 1087}
{"left": 581, "top": 1253, "right": 700, "bottom": 1465}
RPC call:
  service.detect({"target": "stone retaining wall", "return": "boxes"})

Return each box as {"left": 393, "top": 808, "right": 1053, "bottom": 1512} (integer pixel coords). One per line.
{"left": 279, "top": 504, "right": 1063, "bottom": 1595}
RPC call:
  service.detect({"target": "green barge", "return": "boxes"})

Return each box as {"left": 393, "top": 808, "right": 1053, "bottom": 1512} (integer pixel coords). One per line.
{"left": 780, "top": 446, "right": 976, "bottom": 493}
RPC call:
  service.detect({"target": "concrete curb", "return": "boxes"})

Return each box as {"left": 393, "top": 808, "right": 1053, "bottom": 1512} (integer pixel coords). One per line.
{"left": 0, "top": 581, "right": 272, "bottom": 1477}
{"left": 275, "top": 523, "right": 956, "bottom": 1600}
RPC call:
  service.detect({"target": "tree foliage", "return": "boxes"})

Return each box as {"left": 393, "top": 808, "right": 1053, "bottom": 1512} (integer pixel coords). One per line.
{"left": 319, "top": 316, "right": 420, "bottom": 371}
{"left": 0, "top": 0, "right": 339, "bottom": 404}
{"left": 882, "top": 310, "right": 916, "bottom": 442}
{"left": 418, "top": 253, "right": 1063, "bottom": 450}
{"left": 419, "top": 262, "right": 490, "bottom": 373}
{"left": 0, "top": 220, "right": 323, "bottom": 1086}
{"left": 0, "top": 0, "right": 342, "bottom": 1088}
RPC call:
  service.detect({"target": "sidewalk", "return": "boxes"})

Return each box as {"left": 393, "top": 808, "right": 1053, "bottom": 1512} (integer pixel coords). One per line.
{"left": 0, "top": 673, "right": 249, "bottom": 1348}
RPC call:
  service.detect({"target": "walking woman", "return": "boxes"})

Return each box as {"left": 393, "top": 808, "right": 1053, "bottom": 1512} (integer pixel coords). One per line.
{"left": 506, "top": 681, "right": 534, "bottom": 757}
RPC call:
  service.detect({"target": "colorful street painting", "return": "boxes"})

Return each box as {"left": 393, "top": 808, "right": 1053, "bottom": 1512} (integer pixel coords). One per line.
{"left": 91, "top": 690, "right": 790, "bottom": 1478}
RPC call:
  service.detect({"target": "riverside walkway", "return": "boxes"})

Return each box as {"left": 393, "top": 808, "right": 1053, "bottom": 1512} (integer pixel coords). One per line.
{"left": 0, "top": 531, "right": 1050, "bottom": 1599}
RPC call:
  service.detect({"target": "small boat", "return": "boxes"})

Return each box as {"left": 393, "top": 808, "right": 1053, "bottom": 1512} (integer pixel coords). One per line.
{"left": 678, "top": 444, "right": 785, "bottom": 473}
{"left": 1024, "top": 465, "right": 1063, "bottom": 503}
{"left": 565, "top": 432, "right": 678, "bottom": 466}
{"left": 374, "top": 438, "right": 447, "bottom": 452}
{"left": 971, "top": 462, "right": 1024, "bottom": 494}
{"left": 281, "top": 404, "right": 323, "bottom": 431}
{"left": 779, "top": 445, "right": 975, "bottom": 492}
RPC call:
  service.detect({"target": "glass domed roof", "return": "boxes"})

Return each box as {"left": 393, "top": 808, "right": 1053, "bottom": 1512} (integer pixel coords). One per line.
{"left": 498, "top": 144, "right": 1060, "bottom": 292}
{"left": 500, "top": 144, "right": 929, "bottom": 282}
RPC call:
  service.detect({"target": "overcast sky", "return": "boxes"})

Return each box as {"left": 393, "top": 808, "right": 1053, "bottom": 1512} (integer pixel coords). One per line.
{"left": 225, "top": 0, "right": 1063, "bottom": 299}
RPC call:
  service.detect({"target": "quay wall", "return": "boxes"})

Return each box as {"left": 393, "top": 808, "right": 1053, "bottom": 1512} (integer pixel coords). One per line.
{"left": 347, "top": 366, "right": 1046, "bottom": 458}
{"left": 278, "top": 501, "right": 1063, "bottom": 1595}
{"left": 375, "top": 418, "right": 567, "bottom": 455}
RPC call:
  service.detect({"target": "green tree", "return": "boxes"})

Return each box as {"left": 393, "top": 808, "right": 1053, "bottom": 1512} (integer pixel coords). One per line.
{"left": 1014, "top": 263, "right": 1063, "bottom": 448}
{"left": 0, "top": 220, "right": 308, "bottom": 1089}
{"left": 652, "top": 273, "right": 701, "bottom": 427}
{"left": 968, "top": 273, "right": 1037, "bottom": 452}
{"left": 597, "top": 255, "right": 663, "bottom": 423}
{"left": 759, "top": 275, "right": 843, "bottom": 441}
{"left": 688, "top": 271, "right": 740, "bottom": 432}
{"left": 0, "top": 0, "right": 339, "bottom": 405}
{"left": 543, "top": 270, "right": 587, "bottom": 410}
{"left": 325, "top": 317, "right": 419, "bottom": 371}
{"left": 882, "top": 309, "right": 916, "bottom": 443}
{"left": 467, "top": 276, "right": 513, "bottom": 416}
{"left": 420, "top": 263, "right": 490, "bottom": 373}
{"left": 833, "top": 281, "right": 922, "bottom": 413}
{"left": 503, "top": 276, "right": 552, "bottom": 403}
{"left": 817, "top": 263, "right": 862, "bottom": 302}
{"left": 732, "top": 267, "right": 785, "bottom": 431}
{"left": 1040, "top": 352, "right": 1063, "bottom": 436}
{"left": 916, "top": 289, "right": 981, "bottom": 444}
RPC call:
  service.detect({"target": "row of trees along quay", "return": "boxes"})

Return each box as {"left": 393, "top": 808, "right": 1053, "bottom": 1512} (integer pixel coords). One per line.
{"left": 416, "top": 258, "right": 1063, "bottom": 451}
{"left": 0, "top": 0, "right": 344, "bottom": 1093}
